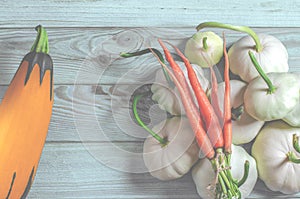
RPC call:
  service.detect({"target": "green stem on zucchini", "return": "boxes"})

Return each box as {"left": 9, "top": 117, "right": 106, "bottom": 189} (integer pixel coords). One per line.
{"left": 293, "top": 134, "right": 300, "bottom": 153}
{"left": 287, "top": 151, "right": 300, "bottom": 164}
{"left": 132, "top": 94, "right": 168, "bottom": 146}
{"left": 248, "top": 51, "right": 276, "bottom": 94}
{"left": 31, "top": 25, "right": 49, "bottom": 54}
{"left": 203, "top": 37, "right": 208, "bottom": 51}
{"left": 120, "top": 48, "right": 174, "bottom": 88}
{"left": 238, "top": 160, "right": 250, "bottom": 187}
{"left": 196, "top": 21, "right": 263, "bottom": 52}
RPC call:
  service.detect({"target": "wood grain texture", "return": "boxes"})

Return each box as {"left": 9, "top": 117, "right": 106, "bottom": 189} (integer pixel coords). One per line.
{"left": 27, "top": 143, "right": 300, "bottom": 199}
{"left": 0, "top": 28, "right": 299, "bottom": 85}
{"left": 1, "top": 0, "right": 300, "bottom": 28}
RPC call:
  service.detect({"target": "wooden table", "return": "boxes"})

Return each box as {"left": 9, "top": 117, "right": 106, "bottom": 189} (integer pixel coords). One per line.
{"left": 1, "top": 1, "right": 300, "bottom": 198}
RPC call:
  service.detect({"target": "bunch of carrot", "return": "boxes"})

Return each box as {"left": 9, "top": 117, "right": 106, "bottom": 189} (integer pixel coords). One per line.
{"left": 151, "top": 34, "right": 241, "bottom": 198}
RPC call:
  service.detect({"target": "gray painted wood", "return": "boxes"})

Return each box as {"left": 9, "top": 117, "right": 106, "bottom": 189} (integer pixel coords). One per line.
{"left": 27, "top": 143, "right": 300, "bottom": 199}
{"left": 1, "top": 0, "right": 300, "bottom": 28}
{"left": 0, "top": 27, "right": 299, "bottom": 85}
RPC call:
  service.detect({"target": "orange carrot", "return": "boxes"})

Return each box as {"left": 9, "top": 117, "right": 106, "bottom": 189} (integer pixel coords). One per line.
{"left": 164, "top": 41, "right": 224, "bottom": 149}
{"left": 222, "top": 33, "right": 232, "bottom": 153}
{"left": 150, "top": 46, "right": 215, "bottom": 159}
{"left": 210, "top": 67, "right": 223, "bottom": 125}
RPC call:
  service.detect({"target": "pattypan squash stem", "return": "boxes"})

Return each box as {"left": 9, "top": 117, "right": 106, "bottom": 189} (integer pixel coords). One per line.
{"left": 248, "top": 51, "right": 277, "bottom": 94}
{"left": 132, "top": 94, "right": 168, "bottom": 146}
{"left": 293, "top": 134, "right": 300, "bottom": 153}
{"left": 238, "top": 160, "right": 250, "bottom": 187}
{"left": 231, "top": 104, "right": 244, "bottom": 121}
{"left": 287, "top": 151, "right": 300, "bottom": 164}
{"left": 202, "top": 37, "right": 208, "bottom": 51}
{"left": 120, "top": 48, "right": 174, "bottom": 88}
{"left": 196, "top": 21, "right": 263, "bottom": 52}
{"left": 31, "top": 25, "right": 49, "bottom": 54}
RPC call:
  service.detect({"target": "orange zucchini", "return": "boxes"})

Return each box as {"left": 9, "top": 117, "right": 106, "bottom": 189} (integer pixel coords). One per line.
{"left": 0, "top": 25, "right": 53, "bottom": 198}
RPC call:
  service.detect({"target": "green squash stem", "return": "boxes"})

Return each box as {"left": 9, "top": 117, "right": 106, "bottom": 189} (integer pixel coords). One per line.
{"left": 238, "top": 160, "right": 250, "bottom": 187}
{"left": 287, "top": 151, "right": 300, "bottom": 164}
{"left": 293, "top": 134, "right": 300, "bottom": 153}
{"left": 286, "top": 134, "right": 300, "bottom": 163}
{"left": 31, "top": 25, "right": 49, "bottom": 54}
{"left": 132, "top": 94, "right": 168, "bottom": 146}
{"left": 196, "top": 21, "right": 263, "bottom": 52}
{"left": 248, "top": 51, "right": 276, "bottom": 94}
{"left": 231, "top": 104, "right": 244, "bottom": 121}
{"left": 202, "top": 37, "right": 208, "bottom": 51}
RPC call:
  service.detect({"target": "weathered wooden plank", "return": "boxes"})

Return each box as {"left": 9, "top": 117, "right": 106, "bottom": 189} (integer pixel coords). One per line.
{"left": 28, "top": 142, "right": 200, "bottom": 199}
{"left": 0, "top": 27, "right": 299, "bottom": 85}
{"left": 0, "top": 84, "right": 161, "bottom": 142}
{"left": 27, "top": 142, "right": 300, "bottom": 198}
{"left": 1, "top": 0, "right": 300, "bottom": 28}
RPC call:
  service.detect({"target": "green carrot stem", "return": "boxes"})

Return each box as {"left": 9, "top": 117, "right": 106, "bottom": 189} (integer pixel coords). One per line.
{"left": 203, "top": 37, "right": 208, "bottom": 51}
{"left": 120, "top": 48, "right": 174, "bottom": 88}
{"left": 211, "top": 151, "right": 241, "bottom": 199}
{"left": 287, "top": 151, "right": 300, "bottom": 164}
{"left": 293, "top": 134, "right": 300, "bottom": 153}
{"left": 196, "top": 21, "right": 263, "bottom": 52}
{"left": 219, "top": 170, "right": 232, "bottom": 191}
{"left": 132, "top": 94, "right": 168, "bottom": 146}
{"left": 248, "top": 51, "right": 276, "bottom": 94}
{"left": 238, "top": 160, "right": 250, "bottom": 187}
{"left": 218, "top": 174, "right": 228, "bottom": 196}
{"left": 31, "top": 25, "right": 49, "bottom": 54}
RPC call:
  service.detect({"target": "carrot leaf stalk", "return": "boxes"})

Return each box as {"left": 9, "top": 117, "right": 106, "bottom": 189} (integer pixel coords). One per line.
{"left": 120, "top": 48, "right": 174, "bottom": 88}
{"left": 155, "top": 39, "right": 241, "bottom": 199}
{"left": 196, "top": 21, "right": 263, "bottom": 52}
{"left": 31, "top": 25, "right": 49, "bottom": 54}
{"left": 132, "top": 94, "right": 168, "bottom": 146}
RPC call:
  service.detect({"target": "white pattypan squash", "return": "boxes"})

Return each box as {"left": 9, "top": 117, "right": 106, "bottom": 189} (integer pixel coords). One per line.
{"left": 143, "top": 116, "right": 199, "bottom": 181}
{"left": 151, "top": 62, "right": 209, "bottom": 115}
{"left": 244, "top": 72, "right": 300, "bottom": 121}
{"left": 252, "top": 121, "right": 300, "bottom": 194}
{"left": 192, "top": 144, "right": 258, "bottom": 199}
{"left": 184, "top": 31, "right": 223, "bottom": 68}
{"left": 283, "top": 73, "right": 300, "bottom": 127}
{"left": 283, "top": 103, "right": 300, "bottom": 127}
{"left": 229, "top": 34, "right": 289, "bottom": 82}
{"left": 215, "top": 80, "right": 264, "bottom": 144}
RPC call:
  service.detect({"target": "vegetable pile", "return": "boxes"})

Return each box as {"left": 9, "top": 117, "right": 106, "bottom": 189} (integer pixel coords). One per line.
{"left": 121, "top": 21, "right": 300, "bottom": 198}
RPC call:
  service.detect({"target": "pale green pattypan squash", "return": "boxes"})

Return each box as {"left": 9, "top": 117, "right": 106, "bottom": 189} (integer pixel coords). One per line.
{"left": 143, "top": 116, "right": 199, "bottom": 181}
{"left": 252, "top": 121, "right": 300, "bottom": 194}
